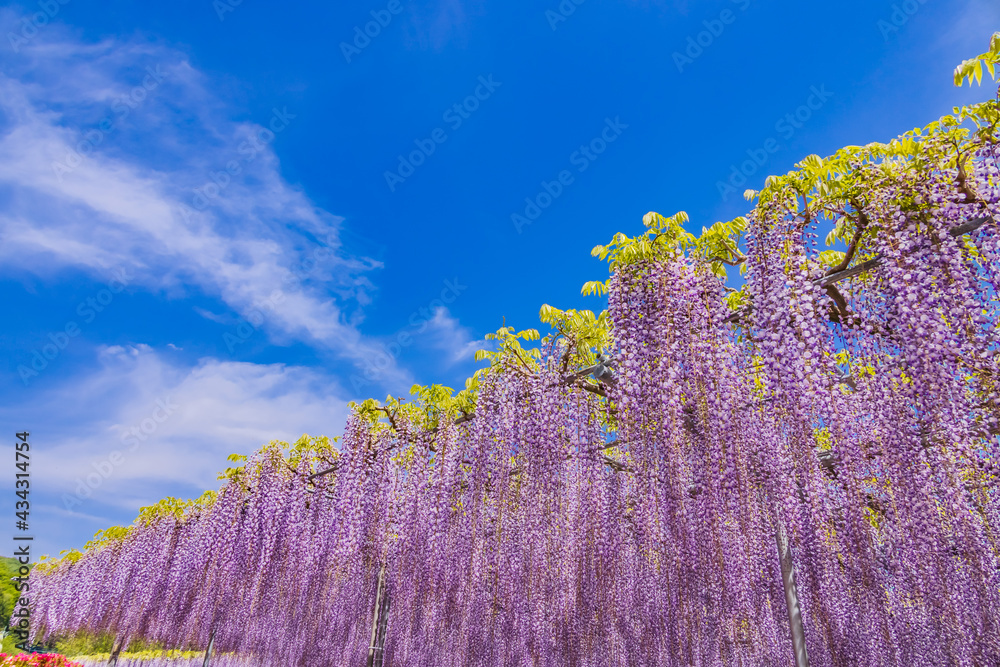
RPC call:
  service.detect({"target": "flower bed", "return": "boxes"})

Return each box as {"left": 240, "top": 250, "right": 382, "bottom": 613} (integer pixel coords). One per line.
{"left": 0, "top": 654, "right": 83, "bottom": 667}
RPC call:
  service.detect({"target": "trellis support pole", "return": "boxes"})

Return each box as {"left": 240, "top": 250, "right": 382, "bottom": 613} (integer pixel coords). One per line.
{"left": 203, "top": 629, "right": 216, "bottom": 667}
{"left": 777, "top": 524, "right": 810, "bottom": 667}
{"left": 107, "top": 637, "right": 122, "bottom": 666}
{"left": 367, "top": 563, "right": 390, "bottom": 667}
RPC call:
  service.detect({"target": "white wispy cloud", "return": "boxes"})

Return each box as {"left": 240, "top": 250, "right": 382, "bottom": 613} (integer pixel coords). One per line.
{"left": 0, "top": 13, "right": 408, "bottom": 383}
{"left": 6, "top": 344, "right": 352, "bottom": 555}
{"left": 423, "top": 306, "right": 483, "bottom": 366}
{"left": 41, "top": 344, "right": 349, "bottom": 490}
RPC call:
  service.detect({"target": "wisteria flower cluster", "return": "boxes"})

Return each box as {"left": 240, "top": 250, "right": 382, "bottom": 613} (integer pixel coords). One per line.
{"left": 72, "top": 655, "right": 252, "bottom": 667}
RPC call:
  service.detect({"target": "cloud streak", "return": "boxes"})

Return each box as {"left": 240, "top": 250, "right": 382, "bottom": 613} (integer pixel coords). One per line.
{"left": 21, "top": 344, "right": 351, "bottom": 502}
{"left": 0, "top": 14, "right": 407, "bottom": 383}
{"left": 3, "top": 343, "right": 352, "bottom": 557}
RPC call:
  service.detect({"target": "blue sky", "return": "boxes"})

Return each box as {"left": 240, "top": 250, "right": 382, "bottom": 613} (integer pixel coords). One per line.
{"left": 0, "top": 0, "right": 997, "bottom": 557}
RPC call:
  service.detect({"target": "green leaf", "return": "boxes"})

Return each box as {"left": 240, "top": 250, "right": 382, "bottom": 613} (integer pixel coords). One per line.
{"left": 818, "top": 250, "right": 846, "bottom": 269}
